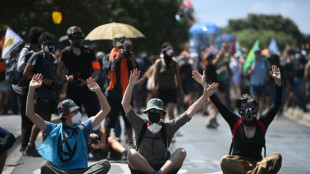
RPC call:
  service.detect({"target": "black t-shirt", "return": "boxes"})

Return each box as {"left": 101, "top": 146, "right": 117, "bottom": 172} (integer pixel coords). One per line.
{"left": 205, "top": 62, "right": 217, "bottom": 83}
{"left": 210, "top": 85, "right": 282, "bottom": 160}
{"left": 59, "top": 46, "right": 96, "bottom": 80}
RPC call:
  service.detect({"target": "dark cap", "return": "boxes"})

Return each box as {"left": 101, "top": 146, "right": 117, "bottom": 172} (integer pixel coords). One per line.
{"left": 143, "top": 98, "right": 166, "bottom": 113}
{"left": 57, "top": 99, "right": 80, "bottom": 118}
{"left": 254, "top": 48, "right": 261, "bottom": 53}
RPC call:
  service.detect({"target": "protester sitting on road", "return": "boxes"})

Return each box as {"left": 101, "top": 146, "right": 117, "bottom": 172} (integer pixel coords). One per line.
{"left": 0, "top": 126, "right": 16, "bottom": 173}
{"left": 26, "top": 74, "right": 111, "bottom": 174}
{"left": 122, "top": 69, "right": 218, "bottom": 174}
{"left": 192, "top": 65, "right": 282, "bottom": 174}
{"left": 88, "top": 126, "right": 128, "bottom": 161}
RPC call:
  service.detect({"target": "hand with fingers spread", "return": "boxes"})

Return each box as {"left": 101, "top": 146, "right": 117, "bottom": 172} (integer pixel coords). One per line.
{"left": 87, "top": 77, "right": 101, "bottom": 93}
{"left": 202, "top": 82, "right": 219, "bottom": 100}
{"left": 129, "top": 68, "right": 144, "bottom": 86}
{"left": 192, "top": 70, "right": 207, "bottom": 87}
{"left": 269, "top": 65, "right": 281, "bottom": 86}
{"left": 29, "top": 74, "right": 43, "bottom": 89}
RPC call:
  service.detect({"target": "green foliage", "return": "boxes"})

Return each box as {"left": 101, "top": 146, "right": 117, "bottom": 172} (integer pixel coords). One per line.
{"left": 225, "top": 14, "right": 306, "bottom": 51}
{"left": 0, "top": 0, "right": 190, "bottom": 54}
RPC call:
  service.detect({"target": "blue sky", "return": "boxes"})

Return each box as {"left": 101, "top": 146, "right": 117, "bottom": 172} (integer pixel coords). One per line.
{"left": 191, "top": 0, "right": 310, "bottom": 34}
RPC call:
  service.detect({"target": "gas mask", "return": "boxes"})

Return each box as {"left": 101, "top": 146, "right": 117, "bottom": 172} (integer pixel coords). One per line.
{"left": 42, "top": 41, "right": 55, "bottom": 53}
{"left": 71, "top": 112, "right": 82, "bottom": 124}
{"left": 70, "top": 39, "right": 83, "bottom": 48}
{"left": 239, "top": 104, "right": 258, "bottom": 127}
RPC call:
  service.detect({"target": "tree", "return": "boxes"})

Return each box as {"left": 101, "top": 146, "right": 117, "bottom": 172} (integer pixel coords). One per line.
{"left": 224, "top": 14, "right": 306, "bottom": 51}
{"left": 0, "top": 0, "right": 190, "bottom": 54}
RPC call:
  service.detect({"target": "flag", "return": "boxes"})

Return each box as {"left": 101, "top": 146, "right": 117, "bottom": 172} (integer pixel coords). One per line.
{"left": 243, "top": 40, "right": 259, "bottom": 72}
{"left": 1, "top": 27, "right": 23, "bottom": 59}
{"left": 268, "top": 37, "right": 280, "bottom": 55}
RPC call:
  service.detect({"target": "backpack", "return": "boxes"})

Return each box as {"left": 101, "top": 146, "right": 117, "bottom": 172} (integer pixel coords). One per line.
{"left": 229, "top": 119, "right": 267, "bottom": 157}
{"left": 5, "top": 46, "right": 32, "bottom": 85}
{"left": 0, "top": 58, "right": 5, "bottom": 82}
{"left": 136, "top": 121, "right": 171, "bottom": 160}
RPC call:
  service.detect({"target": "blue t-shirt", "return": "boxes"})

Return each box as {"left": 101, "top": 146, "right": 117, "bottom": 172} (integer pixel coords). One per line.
{"left": 250, "top": 58, "right": 270, "bottom": 86}
{"left": 39, "top": 118, "right": 93, "bottom": 170}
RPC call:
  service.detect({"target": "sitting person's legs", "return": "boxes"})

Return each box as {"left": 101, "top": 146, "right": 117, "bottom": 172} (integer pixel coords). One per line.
{"left": 128, "top": 149, "right": 155, "bottom": 174}
{"left": 221, "top": 155, "right": 257, "bottom": 174}
{"left": 249, "top": 152, "right": 282, "bottom": 174}
{"left": 159, "top": 148, "right": 186, "bottom": 174}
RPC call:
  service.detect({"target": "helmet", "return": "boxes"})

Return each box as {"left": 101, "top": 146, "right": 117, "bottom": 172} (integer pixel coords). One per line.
{"left": 67, "top": 26, "right": 84, "bottom": 40}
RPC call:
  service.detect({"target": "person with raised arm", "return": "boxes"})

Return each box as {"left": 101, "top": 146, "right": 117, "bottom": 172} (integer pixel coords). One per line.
{"left": 122, "top": 69, "right": 218, "bottom": 174}
{"left": 26, "top": 74, "right": 111, "bottom": 174}
{"left": 192, "top": 65, "right": 282, "bottom": 174}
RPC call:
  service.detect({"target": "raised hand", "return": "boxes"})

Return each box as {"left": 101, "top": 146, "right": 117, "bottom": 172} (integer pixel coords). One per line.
{"left": 129, "top": 68, "right": 143, "bottom": 85}
{"left": 87, "top": 77, "right": 101, "bottom": 92}
{"left": 269, "top": 65, "right": 281, "bottom": 86}
{"left": 192, "top": 70, "right": 206, "bottom": 86}
{"left": 203, "top": 82, "right": 219, "bottom": 99}
{"left": 29, "top": 74, "right": 43, "bottom": 89}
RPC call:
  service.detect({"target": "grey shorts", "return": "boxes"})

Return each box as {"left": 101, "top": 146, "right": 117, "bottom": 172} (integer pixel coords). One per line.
{"left": 0, "top": 80, "right": 11, "bottom": 92}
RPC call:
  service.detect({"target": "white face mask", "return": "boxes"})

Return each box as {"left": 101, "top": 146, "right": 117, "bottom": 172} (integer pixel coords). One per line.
{"left": 71, "top": 112, "right": 82, "bottom": 124}
{"left": 148, "top": 123, "right": 162, "bottom": 134}
{"left": 166, "top": 49, "right": 174, "bottom": 56}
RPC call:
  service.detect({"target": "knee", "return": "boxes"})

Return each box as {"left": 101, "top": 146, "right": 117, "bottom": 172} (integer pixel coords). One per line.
{"left": 176, "top": 148, "right": 187, "bottom": 160}
{"left": 220, "top": 155, "right": 230, "bottom": 168}
{"left": 127, "top": 149, "right": 139, "bottom": 161}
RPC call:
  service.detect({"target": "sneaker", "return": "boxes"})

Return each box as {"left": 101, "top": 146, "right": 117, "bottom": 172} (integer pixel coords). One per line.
{"left": 121, "top": 150, "right": 128, "bottom": 161}
{"left": 23, "top": 145, "right": 41, "bottom": 157}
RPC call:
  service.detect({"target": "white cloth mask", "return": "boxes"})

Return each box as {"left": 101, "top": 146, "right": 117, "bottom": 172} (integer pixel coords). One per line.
{"left": 148, "top": 123, "right": 162, "bottom": 134}
{"left": 166, "top": 49, "right": 174, "bottom": 56}
{"left": 71, "top": 112, "right": 82, "bottom": 124}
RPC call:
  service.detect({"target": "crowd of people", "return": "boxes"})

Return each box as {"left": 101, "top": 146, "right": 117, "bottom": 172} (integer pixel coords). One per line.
{"left": 0, "top": 25, "right": 309, "bottom": 174}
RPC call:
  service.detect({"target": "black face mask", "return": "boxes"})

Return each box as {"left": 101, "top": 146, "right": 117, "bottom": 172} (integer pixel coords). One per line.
{"left": 163, "top": 55, "right": 172, "bottom": 68}
{"left": 148, "top": 112, "right": 161, "bottom": 123}
{"left": 242, "top": 119, "right": 257, "bottom": 127}
{"left": 70, "top": 39, "right": 83, "bottom": 48}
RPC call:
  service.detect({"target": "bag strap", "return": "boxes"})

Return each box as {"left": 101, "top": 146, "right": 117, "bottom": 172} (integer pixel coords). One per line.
{"left": 136, "top": 122, "right": 147, "bottom": 150}
{"left": 229, "top": 119, "right": 267, "bottom": 157}
{"left": 78, "top": 124, "right": 88, "bottom": 142}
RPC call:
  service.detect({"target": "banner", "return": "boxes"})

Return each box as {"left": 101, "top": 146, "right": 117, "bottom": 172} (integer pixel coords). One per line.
{"left": 243, "top": 40, "right": 259, "bottom": 72}
{"left": 268, "top": 37, "right": 280, "bottom": 55}
{"left": 1, "top": 27, "right": 23, "bottom": 59}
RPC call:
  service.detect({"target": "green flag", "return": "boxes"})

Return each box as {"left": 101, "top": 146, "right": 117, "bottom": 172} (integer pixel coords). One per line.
{"left": 243, "top": 40, "right": 260, "bottom": 72}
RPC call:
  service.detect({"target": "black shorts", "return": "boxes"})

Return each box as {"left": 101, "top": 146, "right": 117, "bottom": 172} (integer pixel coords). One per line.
{"left": 67, "top": 85, "right": 100, "bottom": 117}
{"left": 34, "top": 96, "right": 57, "bottom": 115}
{"left": 157, "top": 89, "right": 177, "bottom": 105}
{"left": 104, "top": 98, "right": 132, "bottom": 129}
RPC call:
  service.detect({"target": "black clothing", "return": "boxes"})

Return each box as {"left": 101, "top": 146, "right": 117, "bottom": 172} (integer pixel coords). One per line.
{"left": 59, "top": 46, "right": 100, "bottom": 118}
{"left": 60, "top": 46, "right": 96, "bottom": 80}
{"left": 210, "top": 85, "right": 282, "bottom": 160}
{"left": 205, "top": 63, "right": 217, "bottom": 83}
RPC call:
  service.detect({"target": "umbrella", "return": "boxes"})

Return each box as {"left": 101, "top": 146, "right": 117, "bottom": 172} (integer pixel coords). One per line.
{"left": 85, "top": 22, "right": 145, "bottom": 40}
{"left": 189, "top": 22, "right": 221, "bottom": 34}
{"left": 216, "top": 33, "right": 236, "bottom": 42}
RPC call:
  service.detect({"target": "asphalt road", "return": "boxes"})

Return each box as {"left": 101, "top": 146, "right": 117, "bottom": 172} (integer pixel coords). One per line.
{"left": 1, "top": 110, "right": 310, "bottom": 174}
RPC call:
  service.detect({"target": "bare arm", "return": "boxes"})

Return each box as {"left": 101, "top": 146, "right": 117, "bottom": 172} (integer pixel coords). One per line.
{"left": 186, "top": 82, "right": 218, "bottom": 118}
{"left": 24, "top": 64, "right": 53, "bottom": 86}
{"left": 151, "top": 59, "right": 160, "bottom": 90}
{"left": 122, "top": 69, "right": 143, "bottom": 114}
{"left": 175, "top": 63, "right": 184, "bottom": 97}
{"left": 89, "top": 77, "right": 111, "bottom": 129}
{"left": 26, "top": 74, "right": 47, "bottom": 131}
{"left": 57, "top": 61, "right": 74, "bottom": 83}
